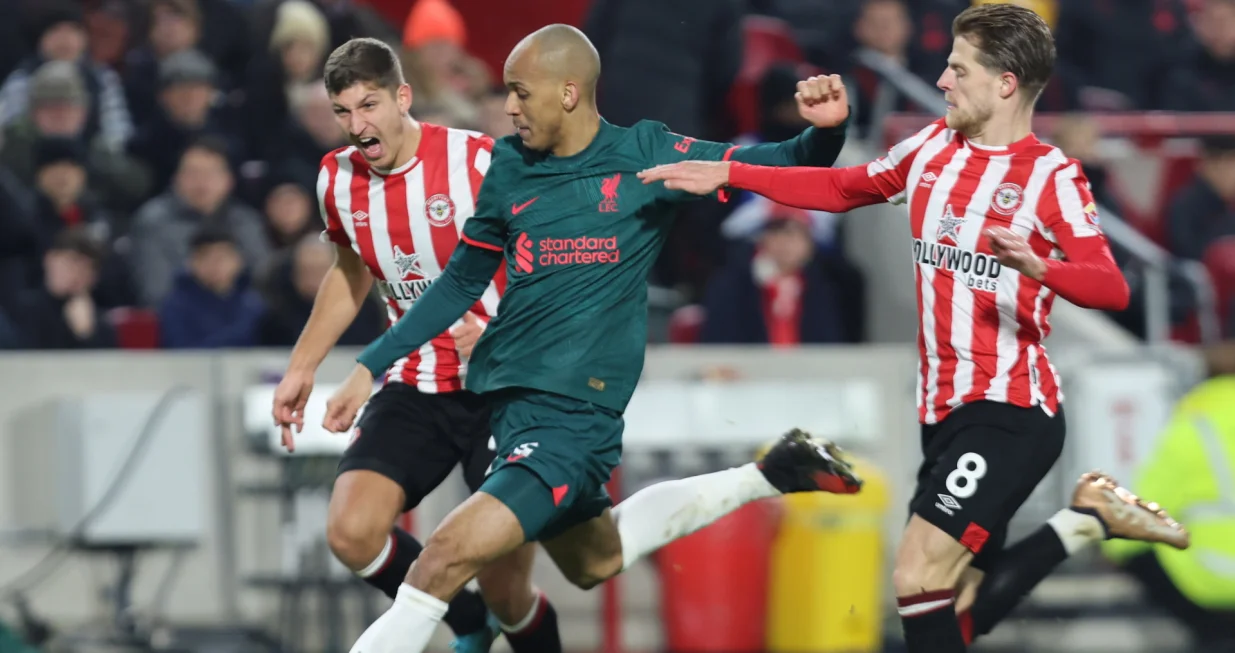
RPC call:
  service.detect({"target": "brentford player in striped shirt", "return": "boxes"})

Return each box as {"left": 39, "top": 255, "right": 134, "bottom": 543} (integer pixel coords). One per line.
{"left": 269, "top": 38, "right": 561, "bottom": 653}
{"left": 640, "top": 5, "right": 1189, "bottom": 653}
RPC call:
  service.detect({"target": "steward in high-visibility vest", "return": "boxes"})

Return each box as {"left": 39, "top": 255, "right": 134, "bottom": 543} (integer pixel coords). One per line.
{"left": 1103, "top": 345, "right": 1235, "bottom": 648}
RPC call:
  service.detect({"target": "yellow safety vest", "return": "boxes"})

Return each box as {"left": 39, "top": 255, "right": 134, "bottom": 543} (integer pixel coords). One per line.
{"left": 1102, "top": 376, "right": 1235, "bottom": 608}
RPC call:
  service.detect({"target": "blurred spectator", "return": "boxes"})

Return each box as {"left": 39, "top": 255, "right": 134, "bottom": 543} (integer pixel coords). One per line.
{"left": 251, "top": 0, "right": 399, "bottom": 54}
{"left": 263, "top": 81, "right": 347, "bottom": 184}
{"left": 243, "top": 0, "right": 331, "bottom": 161}
{"left": 1101, "top": 341, "right": 1235, "bottom": 653}
{"left": 128, "top": 49, "right": 241, "bottom": 194}
{"left": 1166, "top": 135, "right": 1235, "bottom": 261}
{"left": 124, "top": 0, "right": 207, "bottom": 127}
{"left": 258, "top": 234, "right": 384, "bottom": 346}
{"left": 129, "top": 137, "right": 271, "bottom": 307}
{"left": 85, "top": 1, "right": 134, "bottom": 72}
{"left": 0, "top": 164, "right": 37, "bottom": 311}
{"left": 159, "top": 227, "right": 265, "bottom": 349}
{"left": 477, "top": 87, "right": 514, "bottom": 138}
{"left": 262, "top": 175, "right": 318, "bottom": 254}
{"left": 13, "top": 228, "right": 116, "bottom": 350}
{"left": 0, "top": 1, "right": 26, "bottom": 82}
{"left": 1, "top": 61, "right": 150, "bottom": 215}
{"left": 0, "top": 1, "right": 134, "bottom": 152}
{"left": 699, "top": 209, "right": 865, "bottom": 345}
{"left": 1054, "top": 0, "right": 1193, "bottom": 110}
{"left": 1165, "top": 0, "right": 1235, "bottom": 112}
{"left": 585, "top": 0, "right": 742, "bottom": 141}
{"left": 396, "top": 0, "right": 490, "bottom": 122}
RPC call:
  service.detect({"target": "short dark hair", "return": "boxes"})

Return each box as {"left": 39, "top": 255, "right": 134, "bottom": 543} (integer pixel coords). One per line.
{"left": 189, "top": 225, "right": 236, "bottom": 252}
{"left": 49, "top": 227, "right": 103, "bottom": 264}
{"left": 323, "top": 38, "right": 405, "bottom": 96}
{"left": 952, "top": 4, "right": 1055, "bottom": 101}
{"left": 183, "top": 134, "right": 232, "bottom": 166}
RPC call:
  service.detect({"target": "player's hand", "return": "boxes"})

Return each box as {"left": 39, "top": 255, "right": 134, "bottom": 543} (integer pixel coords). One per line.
{"left": 985, "top": 226, "right": 1047, "bottom": 281}
{"left": 637, "top": 160, "right": 731, "bottom": 195}
{"left": 796, "top": 74, "right": 850, "bottom": 128}
{"left": 451, "top": 312, "right": 486, "bottom": 359}
{"left": 272, "top": 369, "right": 314, "bottom": 452}
{"left": 323, "top": 365, "right": 374, "bottom": 433}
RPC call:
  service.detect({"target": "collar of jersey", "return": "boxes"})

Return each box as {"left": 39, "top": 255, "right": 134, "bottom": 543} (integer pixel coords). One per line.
{"left": 959, "top": 131, "right": 1041, "bottom": 157}
{"left": 533, "top": 118, "right": 616, "bottom": 165}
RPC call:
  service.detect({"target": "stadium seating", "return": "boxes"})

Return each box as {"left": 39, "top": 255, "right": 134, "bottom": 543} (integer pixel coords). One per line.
{"left": 107, "top": 308, "right": 161, "bottom": 350}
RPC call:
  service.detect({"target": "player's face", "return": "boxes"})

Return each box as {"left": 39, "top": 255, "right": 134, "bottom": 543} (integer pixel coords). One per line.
{"left": 330, "top": 82, "right": 413, "bottom": 169}
{"left": 502, "top": 54, "right": 564, "bottom": 151}
{"left": 937, "top": 36, "right": 998, "bottom": 136}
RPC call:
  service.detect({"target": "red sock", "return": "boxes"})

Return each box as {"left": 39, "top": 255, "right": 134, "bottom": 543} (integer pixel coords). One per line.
{"left": 958, "top": 609, "right": 975, "bottom": 645}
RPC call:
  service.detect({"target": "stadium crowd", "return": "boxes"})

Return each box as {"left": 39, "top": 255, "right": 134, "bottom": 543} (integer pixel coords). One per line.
{"left": 0, "top": 0, "right": 1232, "bottom": 351}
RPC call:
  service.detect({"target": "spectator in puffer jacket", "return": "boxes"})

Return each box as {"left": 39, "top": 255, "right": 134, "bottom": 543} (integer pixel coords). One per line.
{"left": 159, "top": 227, "right": 265, "bottom": 349}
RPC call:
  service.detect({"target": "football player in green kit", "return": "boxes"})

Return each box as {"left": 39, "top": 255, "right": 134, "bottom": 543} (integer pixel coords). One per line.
{"left": 324, "top": 24, "right": 864, "bottom": 653}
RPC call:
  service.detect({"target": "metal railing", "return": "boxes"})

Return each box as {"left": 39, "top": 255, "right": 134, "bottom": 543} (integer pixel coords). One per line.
{"left": 852, "top": 48, "right": 1222, "bottom": 344}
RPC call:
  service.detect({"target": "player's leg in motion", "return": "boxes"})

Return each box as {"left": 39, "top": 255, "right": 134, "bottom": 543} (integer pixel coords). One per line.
{"left": 474, "top": 545, "right": 563, "bottom": 653}
{"left": 345, "top": 428, "right": 861, "bottom": 653}
{"left": 328, "top": 385, "right": 495, "bottom": 642}
{"left": 952, "top": 472, "right": 1190, "bottom": 645}
{"left": 451, "top": 420, "right": 563, "bottom": 653}
{"left": 894, "top": 403, "right": 1067, "bottom": 653}
{"left": 325, "top": 471, "right": 490, "bottom": 637}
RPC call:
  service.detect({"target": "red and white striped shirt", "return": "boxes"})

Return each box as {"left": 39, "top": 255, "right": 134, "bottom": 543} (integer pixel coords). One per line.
{"left": 317, "top": 122, "right": 506, "bottom": 393}
{"left": 727, "top": 118, "right": 1129, "bottom": 424}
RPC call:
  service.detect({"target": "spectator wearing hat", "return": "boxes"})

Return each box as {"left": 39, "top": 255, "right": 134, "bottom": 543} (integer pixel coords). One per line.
{"left": 699, "top": 206, "right": 866, "bottom": 346}
{"left": 0, "top": 1, "right": 134, "bottom": 152}
{"left": 250, "top": 0, "right": 398, "bottom": 55}
{"left": 1, "top": 60, "right": 151, "bottom": 216}
{"left": 243, "top": 0, "right": 331, "bottom": 161}
{"left": 129, "top": 136, "right": 270, "bottom": 307}
{"left": 128, "top": 49, "right": 242, "bottom": 195}
{"left": 158, "top": 226, "right": 265, "bottom": 349}
{"left": 13, "top": 227, "right": 117, "bottom": 350}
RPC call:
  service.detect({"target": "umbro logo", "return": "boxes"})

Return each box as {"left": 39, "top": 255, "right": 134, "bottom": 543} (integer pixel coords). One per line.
{"left": 935, "top": 493, "right": 962, "bottom": 516}
{"left": 919, "top": 172, "right": 937, "bottom": 189}
{"left": 351, "top": 210, "right": 368, "bottom": 224}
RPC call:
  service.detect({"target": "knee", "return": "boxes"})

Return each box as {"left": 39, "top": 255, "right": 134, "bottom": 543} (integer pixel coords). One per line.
{"left": 326, "top": 512, "right": 390, "bottom": 570}
{"left": 413, "top": 531, "right": 480, "bottom": 589}
{"left": 565, "top": 550, "right": 622, "bottom": 591}
{"left": 892, "top": 524, "right": 971, "bottom": 597}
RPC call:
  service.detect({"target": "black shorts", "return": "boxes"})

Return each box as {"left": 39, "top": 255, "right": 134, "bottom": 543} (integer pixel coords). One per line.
{"left": 337, "top": 383, "right": 494, "bottom": 512}
{"left": 908, "top": 400, "right": 1065, "bottom": 566}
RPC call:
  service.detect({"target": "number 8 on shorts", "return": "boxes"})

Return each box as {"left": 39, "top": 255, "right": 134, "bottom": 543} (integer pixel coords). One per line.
{"left": 945, "top": 452, "right": 987, "bottom": 499}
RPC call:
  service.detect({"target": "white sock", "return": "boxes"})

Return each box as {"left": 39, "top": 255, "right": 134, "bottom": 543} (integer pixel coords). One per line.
{"left": 499, "top": 590, "right": 545, "bottom": 634}
{"left": 348, "top": 583, "right": 447, "bottom": 653}
{"left": 1047, "top": 508, "right": 1106, "bottom": 555}
{"left": 613, "top": 463, "right": 779, "bottom": 571}
{"left": 356, "top": 534, "right": 394, "bottom": 578}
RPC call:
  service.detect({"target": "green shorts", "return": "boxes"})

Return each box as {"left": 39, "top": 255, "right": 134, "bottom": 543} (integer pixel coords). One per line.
{"left": 479, "top": 388, "right": 623, "bottom": 542}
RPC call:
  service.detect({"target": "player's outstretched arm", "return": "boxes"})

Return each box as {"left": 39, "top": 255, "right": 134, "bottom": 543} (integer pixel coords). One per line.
{"left": 730, "top": 75, "right": 851, "bottom": 168}
{"left": 638, "top": 159, "right": 889, "bottom": 214}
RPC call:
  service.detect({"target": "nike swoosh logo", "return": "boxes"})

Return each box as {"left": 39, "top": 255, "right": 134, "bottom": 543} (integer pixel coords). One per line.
{"left": 511, "top": 197, "right": 539, "bottom": 215}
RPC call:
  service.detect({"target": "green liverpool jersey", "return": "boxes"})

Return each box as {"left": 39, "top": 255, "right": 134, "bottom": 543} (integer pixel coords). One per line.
{"left": 357, "top": 116, "right": 847, "bottom": 413}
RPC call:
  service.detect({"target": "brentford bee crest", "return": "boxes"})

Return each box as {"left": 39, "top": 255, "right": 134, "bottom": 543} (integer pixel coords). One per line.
{"left": 425, "top": 193, "right": 456, "bottom": 227}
